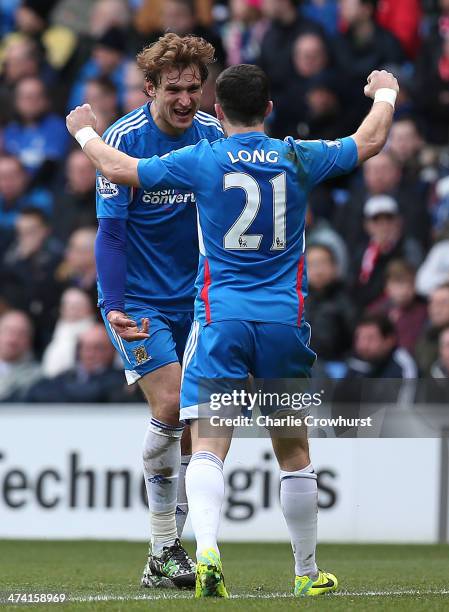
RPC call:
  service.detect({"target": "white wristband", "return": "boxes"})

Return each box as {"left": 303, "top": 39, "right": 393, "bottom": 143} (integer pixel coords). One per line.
{"left": 75, "top": 126, "right": 100, "bottom": 149}
{"left": 374, "top": 88, "right": 397, "bottom": 109}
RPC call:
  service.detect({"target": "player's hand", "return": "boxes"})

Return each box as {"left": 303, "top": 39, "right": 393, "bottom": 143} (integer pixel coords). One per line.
{"left": 363, "top": 70, "right": 399, "bottom": 100}
{"left": 107, "top": 310, "right": 150, "bottom": 341}
{"left": 66, "top": 103, "right": 97, "bottom": 136}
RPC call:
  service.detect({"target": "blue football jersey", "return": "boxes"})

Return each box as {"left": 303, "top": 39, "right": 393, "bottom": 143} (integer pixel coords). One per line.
{"left": 96, "top": 104, "right": 223, "bottom": 312}
{"left": 137, "top": 132, "right": 358, "bottom": 326}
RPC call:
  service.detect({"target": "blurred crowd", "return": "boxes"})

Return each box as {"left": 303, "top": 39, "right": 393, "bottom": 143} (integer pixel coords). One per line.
{"left": 1, "top": 0, "right": 449, "bottom": 404}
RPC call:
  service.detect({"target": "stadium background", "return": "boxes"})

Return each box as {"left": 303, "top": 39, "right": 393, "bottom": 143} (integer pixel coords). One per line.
{"left": 1, "top": 1, "right": 449, "bottom": 605}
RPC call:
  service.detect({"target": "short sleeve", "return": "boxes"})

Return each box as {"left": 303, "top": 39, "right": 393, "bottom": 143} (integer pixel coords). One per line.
{"left": 137, "top": 143, "right": 201, "bottom": 191}
{"left": 96, "top": 131, "right": 132, "bottom": 220}
{"left": 96, "top": 172, "right": 131, "bottom": 220}
{"left": 292, "top": 136, "right": 358, "bottom": 189}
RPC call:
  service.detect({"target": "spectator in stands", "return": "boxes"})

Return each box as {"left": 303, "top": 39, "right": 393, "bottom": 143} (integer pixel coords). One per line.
{"left": 0, "top": 310, "right": 41, "bottom": 401}
{"left": 333, "top": 0, "right": 404, "bottom": 123}
{"left": 416, "top": 224, "right": 449, "bottom": 297}
{"left": 369, "top": 259, "right": 428, "bottom": 355}
{"left": 0, "top": 155, "right": 53, "bottom": 231}
{"left": 52, "top": 150, "right": 97, "bottom": 241}
{"left": 13, "top": 0, "right": 76, "bottom": 71}
{"left": 301, "top": 77, "right": 351, "bottom": 139}
{"left": 344, "top": 313, "right": 417, "bottom": 378}
{"left": 84, "top": 76, "right": 120, "bottom": 136}
{"left": 134, "top": 0, "right": 213, "bottom": 39}
{"left": 158, "top": 0, "right": 226, "bottom": 66}
{"left": 1, "top": 37, "right": 41, "bottom": 84}
{"left": 420, "top": 325, "right": 449, "bottom": 402}
{"left": 55, "top": 226, "right": 97, "bottom": 305}
{"left": 25, "top": 323, "right": 133, "bottom": 403}
{"left": 258, "top": 0, "right": 323, "bottom": 96}
{"left": 334, "top": 150, "right": 430, "bottom": 249}
{"left": 223, "top": 0, "right": 268, "bottom": 66}
{"left": 271, "top": 31, "right": 343, "bottom": 138}
{"left": 430, "top": 325, "right": 449, "bottom": 378}
{"left": 388, "top": 117, "right": 425, "bottom": 175}
{"left": 415, "top": 284, "right": 449, "bottom": 375}
{"left": 418, "top": 0, "right": 449, "bottom": 75}
{"left": 123, "top": 61, "right": 148, "bottom": 114}
{"left": 89, "top": 0, "right": 132, "bottom": 38}
{"left": 415, "top": 27, "right": 449, "bottom": 144}
{"left": 41, "top": 287, "right": 96, "bottom": 378}
{"left": 0, "top": 207, "right": 63, "bottom": 353}
{"left": 68, "top": 27, "right": 129, "bottom": 110}
{"left": 306, "top": 243, "right": 355, "bottom": 362}
{"left": 429, "top": 172, "right": 449, "bottom": 237}
{"left": 0, "top": 0, "right": 20, "bottom": 37}
{"left": 0, "top": 37, "right": 46, "bottom": 124}
{"left": 301, "top": 0, "right": 339, "bottom": 36}
{"left": 350, "top": 195, "right": 424, "bottom": 311}
{"left": 3, "top": 76, "right": 69, "bottom": 182}
{"left": 306, "top": 212, "right": 349, "bottom": 277}
{"left": 337, "top": 0, "right": 405, "bottom": 71}
{"left": 332, "top": 314, "right": 416, "bottom": 425}
{"left": 376, "top": 0, "right": 422, "bottom": 59}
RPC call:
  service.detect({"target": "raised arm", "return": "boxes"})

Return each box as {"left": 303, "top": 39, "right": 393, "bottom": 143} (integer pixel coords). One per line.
{"left": 66, "top": 104, "right": 140, "bottom": 186}
{"left": 352, "top": 70, "right": 399, "bottom": 164}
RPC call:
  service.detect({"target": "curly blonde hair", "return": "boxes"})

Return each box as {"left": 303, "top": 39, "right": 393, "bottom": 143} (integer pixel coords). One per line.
{"left": 136, "top": 32, "right": 215, "bottom": 87}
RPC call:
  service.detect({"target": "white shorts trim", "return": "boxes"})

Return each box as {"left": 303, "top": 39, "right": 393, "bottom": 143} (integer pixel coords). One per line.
{"left": 125, "top": 369, "right": 141, "bottom": 385}
{"left": 181, "top": 320, "right": 200, "bottom": 382}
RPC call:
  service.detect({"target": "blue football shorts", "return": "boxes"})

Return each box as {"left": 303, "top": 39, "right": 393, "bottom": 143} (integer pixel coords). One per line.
{"left": 180, "top": 320, "right": 316, "bottom": 421}
{"left": 101, "top": 305, "right": 193, "bottom": 384}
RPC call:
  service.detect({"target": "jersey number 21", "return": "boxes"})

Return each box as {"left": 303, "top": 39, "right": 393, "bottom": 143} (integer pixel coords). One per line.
{"left": 223, "top": 172, "right": 287, "bottom": 251}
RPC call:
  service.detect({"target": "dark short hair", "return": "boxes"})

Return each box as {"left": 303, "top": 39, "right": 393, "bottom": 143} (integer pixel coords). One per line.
{"left": 308, "top": 243, "right": 337, "bottom": 264}
{"left": 362, "top": 0, "right": 377, "bottom": 9}
{"left": 434, "top": 283, "right": 449, "bottom": 294}
{"left": 357, "top": 313, "right": 396, "bottom": 339}
{"left": 18, "top": 206, "right": 49, "bottom": 225}
{"left": 216, "top": 64, "right": 270, "bottom": 126}
{"left": 385, "top": 259, "right": 416, "bottom": 282}
{"left": 168, "top": 0, "right": 195, "bottom": 14}
{"left": 86, "top": 76, "right": 117, "bottom": 96}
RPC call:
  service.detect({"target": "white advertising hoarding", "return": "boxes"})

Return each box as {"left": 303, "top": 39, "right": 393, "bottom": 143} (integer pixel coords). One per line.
{"left": 0, "top": 405, "right": 440, "bottom": 542}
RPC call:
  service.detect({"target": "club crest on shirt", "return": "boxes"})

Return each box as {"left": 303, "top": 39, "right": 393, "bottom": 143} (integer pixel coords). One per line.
{"left": 133, "top": 345, "right": 151, "bottom": 365}
{"left": 97, "top": 175, "right": 119, "bottom": 198}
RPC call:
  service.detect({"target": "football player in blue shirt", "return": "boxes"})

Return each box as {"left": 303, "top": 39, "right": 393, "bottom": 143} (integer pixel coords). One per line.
{"left": 93, "top": 33, "right": 223, "bottom": 589}
{"left": 67, "top": 64, "right": 398, "bottom": 598}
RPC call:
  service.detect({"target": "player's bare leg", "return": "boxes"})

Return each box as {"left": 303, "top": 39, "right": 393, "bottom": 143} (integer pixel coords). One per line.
{"left": 139, "top": 363, "right": 195, "bottom": 588}
{"left": 270, "top": 427, "right": 337, "bottom": 597}
{"left": 186, "top": 420, "right": 232, "bottom": 598}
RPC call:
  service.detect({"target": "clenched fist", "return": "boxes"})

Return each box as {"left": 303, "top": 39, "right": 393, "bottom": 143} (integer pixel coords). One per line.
{"left": 66, "top": 103, "right": 97, "bottom": 136}
{"left": 364, "top": 70, "right": 399, "bottom": 100}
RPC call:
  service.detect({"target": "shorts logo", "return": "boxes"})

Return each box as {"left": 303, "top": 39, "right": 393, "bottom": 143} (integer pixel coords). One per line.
{"left": 133, "top": 345, "right": 151, "bottom": 364}
{"left": 97, "top": 175, "right": 119, "bottom": 198}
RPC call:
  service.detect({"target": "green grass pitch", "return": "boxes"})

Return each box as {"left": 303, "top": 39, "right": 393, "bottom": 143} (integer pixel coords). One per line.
{"left": 1, "top": 540, "right": 449, "bottom": 611}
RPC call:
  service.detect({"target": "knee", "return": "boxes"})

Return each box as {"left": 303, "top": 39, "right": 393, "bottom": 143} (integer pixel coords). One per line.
{"left": 150, "top": 391, "right": 180, "bottom": 425}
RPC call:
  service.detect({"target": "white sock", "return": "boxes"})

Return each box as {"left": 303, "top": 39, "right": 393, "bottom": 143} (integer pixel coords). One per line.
{"left": 143, "top": 417, "right": 183, "bottom": 555}
{"left": 176, "top": 455, "right": 190, "bottom": 537}
{"left": 280, "top": 463, "right": 318, "bottom": 578}
{"left": 186, "top": 451, "right": 224, "bottom": 559}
